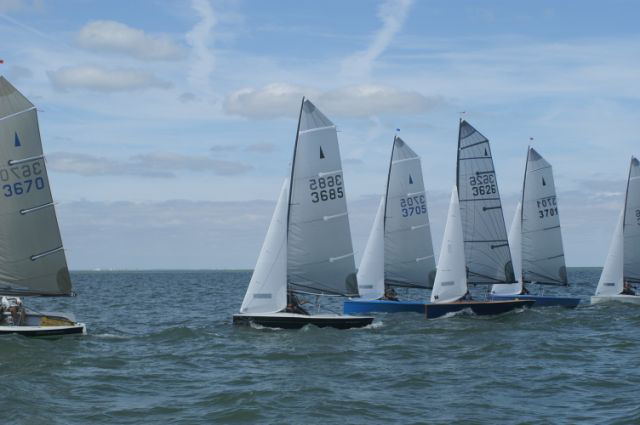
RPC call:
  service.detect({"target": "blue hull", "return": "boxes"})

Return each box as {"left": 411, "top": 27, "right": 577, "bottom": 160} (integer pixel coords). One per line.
{"left": 343, "top": 299, "right": 534, "bottom": 318}
{"left": 488, "top": 294, "right": 580, "bottom": 308}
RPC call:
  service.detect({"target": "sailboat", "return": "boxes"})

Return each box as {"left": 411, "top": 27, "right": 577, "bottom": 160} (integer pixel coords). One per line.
{"left": 591, "top": 157, "right": 640, "bottom": 305}
{"left": 344, "top": 136, "right": 438, "bottom": 314}
{"left": 490, "top": 147, "right": 580, "bottom": 307}
{"left": 0, "top": 76, "right": 85, "bottom": 336}
{"left": 233, "top": 98, "right": 374, "bottom": 329}
{"left": 417, "top": 120, "right": 533, "bottom": 316}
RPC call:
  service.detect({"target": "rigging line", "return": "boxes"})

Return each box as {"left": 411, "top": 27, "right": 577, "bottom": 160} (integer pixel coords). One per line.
{"left": 0, "top": 106, "right": 35, "bottom": 122}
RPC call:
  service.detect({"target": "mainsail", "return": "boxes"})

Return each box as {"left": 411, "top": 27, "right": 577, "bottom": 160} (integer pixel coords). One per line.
{"left": 456, "top": 120, "right": 514, "bottom": 284}
{"left": 240, "top": 180, "right": 289, "bottom": 314}
{"left": 287, "top": 99, "right": 358, "bottom": 296}
{"left": 623, "top": 157, "right": 640, "bottom": 282}
{"left": 384, "top": 137, "right": 436, "bottom": 288}
{"left": 521, "top": 148, "right": 567, "bottom": 285}
{"left": 0, "top": 77, "right": 72, "bottom": 296}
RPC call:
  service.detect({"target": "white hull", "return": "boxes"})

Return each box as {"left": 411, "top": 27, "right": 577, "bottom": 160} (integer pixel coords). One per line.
{"left": 590, "top": 294, "right": 640, "bottom": 305}
{"left": 1, "top": 310, "right": 86, "bottom": 336}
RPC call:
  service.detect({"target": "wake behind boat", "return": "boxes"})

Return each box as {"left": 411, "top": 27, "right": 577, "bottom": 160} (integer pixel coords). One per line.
{"left": 0, "top": 76, "right": 85, "bottom": 337}
{"left": 490, "top": 147, "right": 580, "bottom": 308}
{"left": 592, "top": 157, "right": 640, "bottom": 305}
{"left": 233, "top": 98, "right": 373, "bottom": 329}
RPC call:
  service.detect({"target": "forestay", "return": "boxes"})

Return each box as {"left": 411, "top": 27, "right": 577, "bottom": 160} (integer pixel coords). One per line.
{"left": 356, "top": 197, "right": 385, "bottom": 300}
{"left": 240, "top": 180, "right": 289, "bottom": 314}
{"left": 623, "top": 157, "right": 640, "bottom": 282}
{"left": 521, "top": 148, "right": 567, "bottom": 285}
{"left": 0, "top": 77, "right": 72, "bottom": 296}
{"left": 456, "top": 120, "right": 514, "bottom": 284}
{"left": 431, "top": 187, "right": 468, "bottom": 303}
{"left": 287, "top": 99, "right": 358, "bottom": 296}
{"left": 384, "top": 137, "right": 436, "bottom": 288}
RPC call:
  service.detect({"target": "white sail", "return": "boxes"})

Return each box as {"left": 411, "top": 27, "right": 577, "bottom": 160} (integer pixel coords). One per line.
{"left": 287, "top": 99, "right": 357, "bottom": 296}
{"left": 456, "top": 120, "right": 514, "bottom": 284}
{"left": 595, "top": 208, "right": 624, "bottom": 296}
{"left": 240, "top": 180, "right": 289, "bottom": 314}
{"left": 491, "top": 202, "right": 524, "bottom": 295}
{"left": 356, "top": 197, "right": 385, "bottom": 300}
{"left": 521, "top": 148, "right": 567, "bottom": 285}
{"left": 431, "top": 186, "right": 468, "bottom": 303}
{"left": 0, "top": 77, "right": 72, "bottom": 296}
{"left": 384, "top": 137, "right": 436, "bottom": 288}
{"left": 623, "top": 157, "right": 640, "bottom": 282}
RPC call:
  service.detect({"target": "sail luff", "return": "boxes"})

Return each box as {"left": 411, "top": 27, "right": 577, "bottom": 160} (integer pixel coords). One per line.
{"left": 356, "top": 197, "right": 385, "bottom": 300}
{"left": 623, "top": 157, "right": 640, "bottom": 282}
{"left": 595, "top": 208, "right": 625, "bottom": 295}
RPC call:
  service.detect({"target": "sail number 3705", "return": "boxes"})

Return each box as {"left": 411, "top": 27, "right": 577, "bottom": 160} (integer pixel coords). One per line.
{"left": 309, "top": 175, "right": 344, "bottom": 203}
{"left": 400, "top": 195, "right": 427, "bottom": 217}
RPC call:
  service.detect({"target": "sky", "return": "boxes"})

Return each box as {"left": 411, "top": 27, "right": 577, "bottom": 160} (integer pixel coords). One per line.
{"left": 0, "top": 0, "right": 639, "bottom": 269}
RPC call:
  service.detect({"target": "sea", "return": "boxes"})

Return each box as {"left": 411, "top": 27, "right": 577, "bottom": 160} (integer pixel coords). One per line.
{"left": 1, "top": 268, "right": 638, "bottom": 424}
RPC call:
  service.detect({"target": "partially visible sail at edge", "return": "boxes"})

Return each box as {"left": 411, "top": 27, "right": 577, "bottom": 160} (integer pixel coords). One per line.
{"left": 456, "top": 120, "right": 514, "bottom": 284}
{"left": 287, "top": 99, "right": 358, "bottom": 296}
{"left": 384, "top": 137, "right": 436, "bottom": 289}
{"left": 521, "top": 147, "right": 567, "bottom": 285}
{"left": 623, "top": 157, "right": 640, "bottom": 282}
{"left": 0, "top": 76, "right": 72, "bottom": 296}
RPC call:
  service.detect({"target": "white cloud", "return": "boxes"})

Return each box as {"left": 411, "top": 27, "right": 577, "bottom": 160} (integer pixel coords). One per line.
{"left": 223, "top": 83, "right": 438, "bottom": 119}
{"left": 75, "top": 20, "right": 184, "bottom": 61}
{"left": 341, "top": 0, "right": 414, "bottom": 78}
{"left": 47, "top": 65, "right": 171, "bottom": 92}
{"left": 47, "top": 151, "right": 253, "bottom": 177}
{"left": 186, "top": 0, "right": 216, "bottom": 97}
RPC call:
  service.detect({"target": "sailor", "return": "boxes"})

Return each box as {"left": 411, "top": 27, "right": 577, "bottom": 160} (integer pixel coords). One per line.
{"left": 461, "top": 290, "right": 472, "bottom": 301}
{"left": 622, "top": 281, "right": 636, "bottom": 296}
{"left": 286, "top": 292, "right": 309, "bottom": 315}
{"left": 0, "top": 296, "right": 8, "bottom": 324}
{"left": 520, "top": 286, "right": 530, "bottom": 295}
{"left": 383, "top": 287, "right": 399, "bottom": 301}
{"left": 8, "top": 298, "right": 25, "bottom": 326}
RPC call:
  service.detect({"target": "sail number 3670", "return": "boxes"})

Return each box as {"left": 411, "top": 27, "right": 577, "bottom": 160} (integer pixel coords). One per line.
{"left": 309, "top": 175, "right": 344, "bottom": 203}
{"left": 1, "top": 162, "right": 45, "bottom": 197}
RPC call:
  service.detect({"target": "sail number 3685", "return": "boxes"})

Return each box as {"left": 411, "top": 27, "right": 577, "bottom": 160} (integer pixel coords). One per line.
{"left": 309, "top": 175, "right": 344, "bottom": 203}
{"left": 469, "top": 174, "right": 496, "bottom": 196}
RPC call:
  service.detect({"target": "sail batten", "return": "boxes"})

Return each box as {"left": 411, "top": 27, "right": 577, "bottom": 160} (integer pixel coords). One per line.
{"left": 0, "top": 77, "right": 71, "bottom": 296}
{"left": 456, "top": 120, "right": 514, "bottom": 284}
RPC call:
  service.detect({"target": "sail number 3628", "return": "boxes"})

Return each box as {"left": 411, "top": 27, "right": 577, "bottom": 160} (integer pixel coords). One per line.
{"left": 309, "top": 175, "right": 344, "bottom": 203}
{"left": 469, "top": 174, "right": 496, "bottom": 196}
{"left": 400, "top": 195, "right": 427, "bottom": 217}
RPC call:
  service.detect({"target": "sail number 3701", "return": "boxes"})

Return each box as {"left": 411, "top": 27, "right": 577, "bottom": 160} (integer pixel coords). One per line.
{"left": 536, "top": 196, "right": 558, "bottom": 218}
{"left": 309, "top": 175, "right": 344, "bottom": 203}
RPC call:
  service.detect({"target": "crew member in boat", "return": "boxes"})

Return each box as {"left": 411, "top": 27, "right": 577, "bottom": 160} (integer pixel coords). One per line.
{"left": 520, "top": 286, "right": 530, "bottom": 295}
{"left": 622, "top": 281, "right": 636, "bottom": 296}
{"left": 460, "top": 290, "right": 472, "bottom": 301}
{"left": 285, "top": 292, "right": 309, "bottom": 315}
{"left": 383, "top": 287, "right": 399, "bottom": 301}
{"left": 0, "top": 296, "right": 8, "bottom": 324}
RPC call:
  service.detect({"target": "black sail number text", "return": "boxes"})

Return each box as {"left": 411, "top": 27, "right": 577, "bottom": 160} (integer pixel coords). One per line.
{"left": 309, "top": 174, "right": 344, "bottom": 203}
{"left": 469, "top": 174, "right": 496, "bottom": 197}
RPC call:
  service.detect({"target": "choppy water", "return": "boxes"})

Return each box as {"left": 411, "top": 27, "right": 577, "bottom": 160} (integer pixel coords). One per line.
{"left": 1, "top": 268, "right": 638, "bottom": 424}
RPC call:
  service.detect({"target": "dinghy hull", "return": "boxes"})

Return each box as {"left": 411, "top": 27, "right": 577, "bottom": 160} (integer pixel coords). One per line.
{"left": 591, "top": 295, "right": 640, "bottom": 305}
{"left": 0, "top": 323, "right": 86, "bottom": 337}
{"left": 344, "top": 299, "right": 534, "bottom": 318}
{"left": 489, "top": 294, "right": 580, "bottom": 308}
{"left": 233, "top": 313, "right": 374, "bottom": 329}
